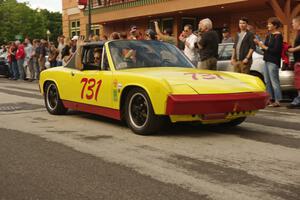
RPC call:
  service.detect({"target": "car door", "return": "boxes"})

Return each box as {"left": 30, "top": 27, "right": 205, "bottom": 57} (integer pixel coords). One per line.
{"left": 63, "top": 45, "right": 113, "bottom": 108}
{"left": 217, "top": 43, "right": 234, "bottom": 71}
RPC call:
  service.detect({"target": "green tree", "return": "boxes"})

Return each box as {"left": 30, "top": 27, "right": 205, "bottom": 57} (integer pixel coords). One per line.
{"left": 40, "top": 9, "right": 62, "bottom": 43}
{"left": 0, "top": 0, "right": 62, "bottom": 44}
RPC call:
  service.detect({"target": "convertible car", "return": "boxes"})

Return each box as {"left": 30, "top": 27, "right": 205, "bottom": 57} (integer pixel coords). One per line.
{"left": 39, "top": 40, "right": 268, "bottom": 135}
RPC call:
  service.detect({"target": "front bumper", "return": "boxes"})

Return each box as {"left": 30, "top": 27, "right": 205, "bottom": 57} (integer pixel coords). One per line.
{"left": 166, "top": 92, "right": 269, "bottom": 115}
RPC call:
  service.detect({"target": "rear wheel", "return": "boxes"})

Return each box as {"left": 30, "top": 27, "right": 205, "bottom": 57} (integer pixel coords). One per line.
{"left": 124, "top": 88, "right": 164, "bottom": 135}
{"left": 44, "top": 82, "right": 68, "bottom": 115}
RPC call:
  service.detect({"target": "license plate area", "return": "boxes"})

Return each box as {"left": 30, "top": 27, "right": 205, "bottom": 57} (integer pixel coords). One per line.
{"left": 201, "top": 113, "right": 227, "bottom": 120}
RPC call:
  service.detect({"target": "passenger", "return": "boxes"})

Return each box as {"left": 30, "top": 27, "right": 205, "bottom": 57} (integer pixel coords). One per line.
{"left": 122, "top": 48, "right": 136, "bottom": 64}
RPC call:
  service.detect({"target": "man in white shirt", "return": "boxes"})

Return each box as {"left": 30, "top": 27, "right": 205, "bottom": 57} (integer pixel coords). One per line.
{"left": 24, "top": 38, "right": 33, "bottom": 80}
{"left": 56, "top": 35, "right": 65, "bottom": 66}
{"left": 179, "top": 24, "right": 199, "bottom": 66}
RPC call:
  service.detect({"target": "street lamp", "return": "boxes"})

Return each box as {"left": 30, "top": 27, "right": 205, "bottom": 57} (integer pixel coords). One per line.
{"left": 46, "top": 30, "right": 51, "bottom": 42}
{"left": 78, "top": 0, "right": 92, "bottom": 37}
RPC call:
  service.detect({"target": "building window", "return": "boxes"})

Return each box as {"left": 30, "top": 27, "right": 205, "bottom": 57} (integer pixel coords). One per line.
{"left": 161, "top": 18, "right": 174, "bottom": 33}
{"left": 91, "top": 24, "right": 100, "bottom": 36}
{"left": 181, "top": 17, "right": 196, "bottom": 31}
{"left": 92, "top": 0, "right": 103, "bottom": 7}
{"left": 148, "top": 18, "right": 174, "bottom": 34}
{"left": 70, "top": 20, "right": 80, "bottom": 37}
{"left": 148, "top": 19, "right": 160, "bottom": 31}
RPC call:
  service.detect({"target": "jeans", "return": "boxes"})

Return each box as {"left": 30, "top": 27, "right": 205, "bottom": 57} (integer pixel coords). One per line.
{"left": 33, "top": 58, "right": 40, "bottom": 80}
{"left": 17, "top": 59, "right": 25, "bottom": 80}
{"left": 264, "top": 62, "right": 282, "bottom": 101}
{"left": 7, "top": 63, "right": 13, "bottom": 78}
{"left": 50, "top": 61, "right": 57, "bottom": 67}
{"left": 11, "top": 61, "right": 19, "bottom": 79}
{"left": 57, "top": 61, "right": 63, "bottom": 67}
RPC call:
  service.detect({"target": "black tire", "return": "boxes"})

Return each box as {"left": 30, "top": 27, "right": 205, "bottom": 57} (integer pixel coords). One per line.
{"left": 223, "top": 117, "right": 246, "bottom": 127}
{"left": 44, "top": 82, "right": 68, "bottom": 115}
{"left": 124, "top": 88, "right": 164, "bottom": 135}
{"left": 250, "top": 71, "right": 264, "bottom": 83}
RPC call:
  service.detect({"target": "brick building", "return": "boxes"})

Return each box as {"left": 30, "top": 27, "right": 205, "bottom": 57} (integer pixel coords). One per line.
{"left": 62, "top": 0, "right": 300, "bottom": 43}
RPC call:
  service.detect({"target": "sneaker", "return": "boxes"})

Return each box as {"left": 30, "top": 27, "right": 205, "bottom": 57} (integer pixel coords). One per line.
{"left": 286, "top": 104, "right": 300, "bottom": 109}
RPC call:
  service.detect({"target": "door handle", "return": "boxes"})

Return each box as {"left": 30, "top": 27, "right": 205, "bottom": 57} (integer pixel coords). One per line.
{"left": 71, "top": 71, "right": 75, "bottom": 76}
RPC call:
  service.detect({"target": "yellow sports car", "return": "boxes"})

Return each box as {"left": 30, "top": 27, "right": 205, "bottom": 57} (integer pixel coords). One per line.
{"left": 39, "top": 40, "right": 268, "bottom": 135}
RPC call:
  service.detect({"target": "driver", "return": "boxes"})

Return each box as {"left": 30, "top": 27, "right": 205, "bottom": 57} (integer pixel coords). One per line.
{"left": 93, "top": 48, "right": 102, "bottom": 66}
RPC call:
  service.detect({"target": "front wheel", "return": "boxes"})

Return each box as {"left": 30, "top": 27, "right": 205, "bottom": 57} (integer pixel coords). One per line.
{"left": 250, "top": 71, "right": 264, "bottom": 83}
{"left": 44, "top": 82, "right": 68, "bottom": 115}
{"left": 124, "top": 88, "right": 164, "bottom": 135}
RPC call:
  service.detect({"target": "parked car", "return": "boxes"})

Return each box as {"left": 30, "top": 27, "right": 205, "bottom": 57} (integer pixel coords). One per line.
{"left": 39, "top": 40, "right": 268, "bottom": 135}
{"left": 217, "top": 43, "right": 295, "bottom": 91}
{"left": 0, "top": 51, "right": 9, "bottom": 77}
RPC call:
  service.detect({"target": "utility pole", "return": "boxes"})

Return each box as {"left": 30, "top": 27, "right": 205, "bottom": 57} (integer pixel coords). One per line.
{"left": 78, "top": 0, "right": 92, "bottom": 37}
{"left": 88, "top": 0, "right": 92, "bottom": 36}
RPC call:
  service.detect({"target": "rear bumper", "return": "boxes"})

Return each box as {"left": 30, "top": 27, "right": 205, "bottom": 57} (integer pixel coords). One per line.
{"left": 166, "top": 92, "right": 269, "bottom": 115}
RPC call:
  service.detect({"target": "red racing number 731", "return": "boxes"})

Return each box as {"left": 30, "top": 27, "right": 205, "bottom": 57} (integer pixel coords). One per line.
{"left": 80, "top": 78, "right": 102, "bottom": 101}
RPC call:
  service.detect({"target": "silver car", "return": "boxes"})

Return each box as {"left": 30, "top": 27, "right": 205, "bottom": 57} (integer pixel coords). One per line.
{"left": 0, "top": 51, "right": 9, "bottom": 77}
{"left": 217, "top": 43, "right": 295, "bottom": 91}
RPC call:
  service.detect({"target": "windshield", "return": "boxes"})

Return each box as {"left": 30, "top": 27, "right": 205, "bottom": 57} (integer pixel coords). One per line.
{"left": 108, "top": 40, "right": 194, "bottom": 70}
{"left": 218, "top": 43, "right": 264, "bottom": 59}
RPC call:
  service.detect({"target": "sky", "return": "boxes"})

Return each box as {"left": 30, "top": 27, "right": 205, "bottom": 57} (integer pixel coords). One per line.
{"left": 17, "top": 0, "right": 62, "bottom": 12}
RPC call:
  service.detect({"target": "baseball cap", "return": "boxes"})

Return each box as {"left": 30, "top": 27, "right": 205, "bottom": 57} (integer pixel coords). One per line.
{"left": 72, "top": 35, "right": 79, "bottom": 40}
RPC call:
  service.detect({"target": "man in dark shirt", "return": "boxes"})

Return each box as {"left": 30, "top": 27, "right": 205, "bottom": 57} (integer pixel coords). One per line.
{"left": 231, "top": 17, "right": 256, "bottom": 74}
{"left": 196, "top": 18, "right": 219, "bottom": 70}
{"left": 287, "top": 16, "right": 300, "bottom": 108}
{"left": 38, "top": 39, "right": 47, "bottom": 73}
{"left": 9, "top": 43, "right": 19, "bottom": 80}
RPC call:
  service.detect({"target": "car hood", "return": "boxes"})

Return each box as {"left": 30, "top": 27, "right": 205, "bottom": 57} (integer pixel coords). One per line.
{"left": 121, "top": 67, "right": 265, "bottom": 94}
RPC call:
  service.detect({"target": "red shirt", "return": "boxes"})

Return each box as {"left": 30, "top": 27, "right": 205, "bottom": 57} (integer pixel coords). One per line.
{"left": 16, "top": 44, "right": 25, "bottom": 60}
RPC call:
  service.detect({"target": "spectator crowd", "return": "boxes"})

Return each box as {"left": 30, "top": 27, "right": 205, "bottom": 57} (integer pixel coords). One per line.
{"left": 0, "top": 16, "right": 300, "bottom": 108}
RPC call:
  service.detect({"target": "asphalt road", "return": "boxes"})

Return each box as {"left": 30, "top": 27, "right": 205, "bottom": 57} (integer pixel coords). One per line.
{"left": 0, "top": 78, "right": 299, "bottom": 200}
